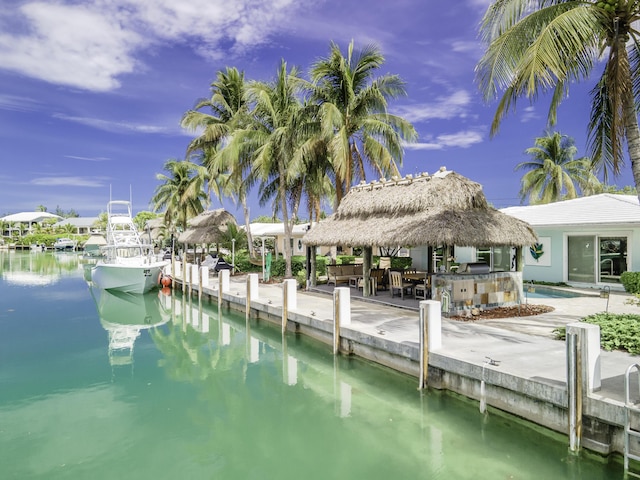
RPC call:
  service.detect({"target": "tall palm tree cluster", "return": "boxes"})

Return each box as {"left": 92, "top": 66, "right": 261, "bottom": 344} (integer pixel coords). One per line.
{"left": 476, "top": 0, "right": 640, "bottom": 195}
{"left": 152, "top": 41, "right": 417, "bottom": 277}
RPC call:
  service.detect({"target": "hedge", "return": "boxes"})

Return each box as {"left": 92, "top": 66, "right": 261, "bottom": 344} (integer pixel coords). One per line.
{"left": 621, "top": 272, "right": 640, "bottom": 294}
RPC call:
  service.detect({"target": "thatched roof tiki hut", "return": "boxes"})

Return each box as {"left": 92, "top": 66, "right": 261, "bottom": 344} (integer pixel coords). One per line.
{"left": 177, "top": 209, "right": 237, "bottom": 261}
{"left": 303, "top": 167, "right": 537, "bottom": 299}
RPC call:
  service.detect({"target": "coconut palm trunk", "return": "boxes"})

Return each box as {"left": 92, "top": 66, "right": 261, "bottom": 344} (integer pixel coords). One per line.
{"left": 624, "top": 101, "right": 640, "bottom": 194}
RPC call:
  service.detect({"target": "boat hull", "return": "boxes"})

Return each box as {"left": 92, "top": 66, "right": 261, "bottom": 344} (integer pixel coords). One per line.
{"left": 91, "top": 260, "right": 168, "bottom": 294}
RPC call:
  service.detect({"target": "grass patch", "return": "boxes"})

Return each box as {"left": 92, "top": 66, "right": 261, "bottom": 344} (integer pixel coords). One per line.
{"left": 553, "top": 312, "right": 640, "bottom": 355}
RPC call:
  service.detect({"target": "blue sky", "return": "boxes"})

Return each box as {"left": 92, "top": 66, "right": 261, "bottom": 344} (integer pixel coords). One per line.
{"left": 0, "top": 0, "right": 635, "bottom": 219}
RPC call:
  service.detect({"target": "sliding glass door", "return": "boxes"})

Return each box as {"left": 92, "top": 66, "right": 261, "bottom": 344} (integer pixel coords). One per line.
{"left": 599, "top": 237, "right": 627, "bottom": 283}
{"left": 568, "top": 236, "right": 595, "bottom": 283}
{"left": 567, "top": 235, "right": 628, "bottom": 284}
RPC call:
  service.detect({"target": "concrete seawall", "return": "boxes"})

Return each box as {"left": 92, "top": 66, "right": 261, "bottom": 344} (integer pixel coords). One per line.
{"left": 174, "top": 271, "right": 640, "bottom": 458}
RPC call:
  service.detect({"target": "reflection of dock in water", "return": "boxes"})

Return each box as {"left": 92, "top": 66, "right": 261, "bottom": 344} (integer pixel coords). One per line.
{"left": 90, "top": 287, "right": 170, "bottom": 370}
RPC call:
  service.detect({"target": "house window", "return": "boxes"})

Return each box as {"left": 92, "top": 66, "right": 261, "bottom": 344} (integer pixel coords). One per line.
{"left": 567, "top": 235, "right": 628, "bottom": 284}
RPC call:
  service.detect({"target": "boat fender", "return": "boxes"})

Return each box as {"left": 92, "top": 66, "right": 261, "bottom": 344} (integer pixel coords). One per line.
{"left": 160, "top": 274, "right": 172, "bottom": 288}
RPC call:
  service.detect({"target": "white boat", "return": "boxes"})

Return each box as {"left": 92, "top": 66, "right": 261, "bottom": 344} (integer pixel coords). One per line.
{"left": 54, "top": 237, "right": 77, "bottom": 250}
{"left": 91, "top": 200, "right": 169, "bottom": 294}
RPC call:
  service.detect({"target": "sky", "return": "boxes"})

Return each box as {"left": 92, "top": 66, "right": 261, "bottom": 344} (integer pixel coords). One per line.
{"left": 0, "top": 0, "right": 635, "bottom": 220}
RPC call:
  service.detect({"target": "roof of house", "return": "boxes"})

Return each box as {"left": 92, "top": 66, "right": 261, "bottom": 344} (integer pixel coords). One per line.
{"left": 1, "top": 212, "right": 62, "bottom": 223}
{"left": 500, "top": 194, "right": 640, "bottom": 227}
{"left": 303, "top": 168, "right": 536, "bottom": 248}
{"left": 248, "top": 223, "right": 311, "bottom": 237}
{"left": 54, "top": 217, "right": 99, "bottom": 228}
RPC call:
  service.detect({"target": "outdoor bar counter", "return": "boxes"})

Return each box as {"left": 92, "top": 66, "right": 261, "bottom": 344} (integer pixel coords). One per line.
{"left": 431, "top": 270, "right": 523, "bottom": 315}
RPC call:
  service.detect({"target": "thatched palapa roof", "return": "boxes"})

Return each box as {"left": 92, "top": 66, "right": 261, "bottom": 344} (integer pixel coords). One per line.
{"left": 303, "top": 168, "right": 537, "bottom": 248}
{"left": 145, "top": 217, "right": 165, "bottom": 241}
{"left": 178, "top": 209, "right": 237, "bottom": 244}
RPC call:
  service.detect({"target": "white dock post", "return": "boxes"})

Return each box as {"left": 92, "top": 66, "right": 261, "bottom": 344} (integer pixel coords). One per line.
{"left": 419, "top": 300, "right": 442, "bottom": 389}
{"left": 217, "top": 269, "right": 230, "bottom": 309}
{"left": 282, "top": 279, "right": 297, "bottom": 333}
{"left": 333, "top": 287, "right": 351, "bottom": 354}
{"left": 246, "top": 273, "right": 259, "bottom": 321}
{"left": 200, "top": 266, "right": 209, "bottom": 288}
{"left": 191, "top": 264, "right": 199, "bottom": 291}
{"left": 567, "top": 322, "right": 601, "bottom": 392}
{"left": 566, "top": 322, "right": 601, "bottom": 453}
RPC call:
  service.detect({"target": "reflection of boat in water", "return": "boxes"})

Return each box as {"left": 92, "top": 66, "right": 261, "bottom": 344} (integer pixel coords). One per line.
{"left": 91, "top": 287, "right": 171, "bottom": 367}
{"left": 91, "top": 200, "right": 169, "bottom": 294}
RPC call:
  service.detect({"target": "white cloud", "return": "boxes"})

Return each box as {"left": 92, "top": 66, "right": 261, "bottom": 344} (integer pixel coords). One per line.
{"left": 64, "top": 155, "right": 110, "bottom": 162}
{"left": 53, "top": 113, "right": 168, "bottom": 134}
{"left": 0, "top": 2, "right": 141, "bottom": 91}
{"left": 520, "top": 106, "right": 538, "bottom": 123}
{"left": 0, "top": 94, "right": 41, "bottom": 112}
{"left": 394, "top": 90, "right": 473, "bottom": 123}
{"left": 405, "top": 129, "right": 484, "bottom": 150}
{"left": 0, "top": 0, "right": 310, "bottom": 92}
{"left": 30, "top": 176, "right": 106, "bottom": 187}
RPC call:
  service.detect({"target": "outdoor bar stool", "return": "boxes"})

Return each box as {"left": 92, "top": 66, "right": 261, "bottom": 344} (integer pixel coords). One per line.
{"left": 414, "top": 277, "right": 431, "bottom": 300}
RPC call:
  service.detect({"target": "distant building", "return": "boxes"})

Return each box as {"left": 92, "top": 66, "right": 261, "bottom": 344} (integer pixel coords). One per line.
{"left": 53, "top": 217, "right": 100, "bottom": 235}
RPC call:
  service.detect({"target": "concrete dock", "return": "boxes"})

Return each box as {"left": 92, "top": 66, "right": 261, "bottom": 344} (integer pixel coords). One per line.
{"left": 176, "top": 269, "right": 640, "bottom": 458}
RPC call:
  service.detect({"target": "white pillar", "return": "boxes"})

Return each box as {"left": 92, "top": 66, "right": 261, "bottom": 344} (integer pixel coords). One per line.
{"left": 333, "top": 287, "right": 351, "bottom": 354}
{"left": 421, "top": 300, "right": 442, "bottom": 351}
{"left": 567, "top": 322, "right": 601, "bottom": 392}
{"left": 200, "top": 266, "right": 209, "bottom": 288}
{"left": 219, "top": 269, "right": 230, "bottom": 293}
{"left": 282, "top": 279, "right": 297, "bottom": 333}
{"left": 334, "top": 287, "right": 351, "bottom": 326}
{"left": 247, "top": 273, "right": 259, "bottom": 300}
{"left": 191, "top": 264, "right": 199, "bottom": 286}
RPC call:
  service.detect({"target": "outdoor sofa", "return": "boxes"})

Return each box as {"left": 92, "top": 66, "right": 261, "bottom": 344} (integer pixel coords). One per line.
{"left": 326, "top": 264, "right": 363, "bottom": 286}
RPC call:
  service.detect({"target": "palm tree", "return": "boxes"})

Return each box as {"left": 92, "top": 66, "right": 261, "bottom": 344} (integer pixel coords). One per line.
{"left": 231, "top": 60, "right": 306, "bottom": 277}
{"left": 151, "top": 158, "right": 209, "bottom": 233}
{"left": 476, "top": 0, "right": 640, "bottom": 195}
{"left": 309, "top": 40, "right": 417, "bottom": 206}
{"left": 516, "top": 131, "right": 599, "bottom": 204}
{"left": 181, "top": 67, "right": 257, "bottom": 255}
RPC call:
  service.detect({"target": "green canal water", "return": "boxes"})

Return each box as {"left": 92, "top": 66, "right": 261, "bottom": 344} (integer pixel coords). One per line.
{"left": 0, "top": 252, "right": 623, "bottom": 479}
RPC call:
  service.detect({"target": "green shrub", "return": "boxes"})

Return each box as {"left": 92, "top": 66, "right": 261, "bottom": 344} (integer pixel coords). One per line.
{"left": 621, "top": 272, "right": 640, "bottom": 294}
{"left": 581, "top": 312, "right": 640, "bottom": 355}
{"left": 316, "top": 256, "right": 327, "bottom": 276}
{"left": 233, "top": 250, "right": 261, "bottom": 273}
{"left": 338, "top": 255, "right": 356, "bottom": 264}
{"left": 270, "top": 257, "right": 305, "bottom": 277}
{"left": 391, "top": 257, "right": 413, "bottom": 269}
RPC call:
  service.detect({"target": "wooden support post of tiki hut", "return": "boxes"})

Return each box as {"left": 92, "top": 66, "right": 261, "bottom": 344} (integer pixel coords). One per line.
{"left": 362, "top": 246, "right": 373, "bottom": 297}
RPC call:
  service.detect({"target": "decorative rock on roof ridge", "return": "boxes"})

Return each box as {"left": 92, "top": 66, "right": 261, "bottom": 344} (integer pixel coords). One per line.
{"left": 351, "top": 166, "right": 451, "bottom": 191}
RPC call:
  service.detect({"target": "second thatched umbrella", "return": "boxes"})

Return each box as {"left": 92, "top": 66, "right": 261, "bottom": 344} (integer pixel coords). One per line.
{"left": 177, "top": 209, "right": 237, "bottom": 245}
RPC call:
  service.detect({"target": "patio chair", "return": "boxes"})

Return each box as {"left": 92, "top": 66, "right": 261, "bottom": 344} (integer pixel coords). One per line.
{"left": 369, "top": 268, "right": 385, "bottom": 292}
{"left": 389, "top": 271, "right": 413, "bottom": 299}
{"left": 415, "top": 275, "right": 431, "bottom": 300}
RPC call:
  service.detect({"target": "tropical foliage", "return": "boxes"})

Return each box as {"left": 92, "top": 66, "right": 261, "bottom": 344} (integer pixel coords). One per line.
{"left": 151, "top": 158, "right": 209, "bottom": 233}
{"left": 477, "top": 0, "right": 640, "bottom": 194}
{"left": 171, "top": 41, "right": 415, "bottom": 277}
{"left": 516, "top": 131, "right": 599, "bottom": 203}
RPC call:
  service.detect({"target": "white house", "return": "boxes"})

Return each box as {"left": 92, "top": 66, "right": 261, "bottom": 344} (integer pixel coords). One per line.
{"left": 500, "top": 194, "right": 640, "bottom": 289}
{"left": 247, "top": 222, "right": 311, "bottom": 257}
{"left": 53, "top": 217, "right": 100, "bottom": 235}
{"left": 1, "top": 212, "right": 63, "bottom": 236}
